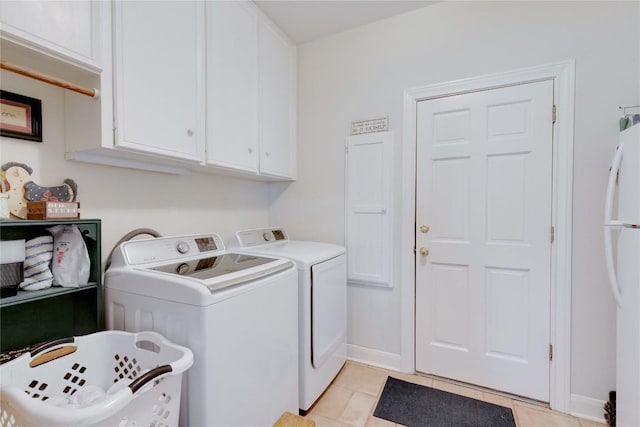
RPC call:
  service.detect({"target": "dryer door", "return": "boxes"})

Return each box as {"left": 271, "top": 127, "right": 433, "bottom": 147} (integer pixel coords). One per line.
{"left": 311, "top": 254, "right": 347, "bottom": 368}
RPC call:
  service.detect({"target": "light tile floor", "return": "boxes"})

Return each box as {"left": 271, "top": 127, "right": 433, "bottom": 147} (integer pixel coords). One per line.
{"left": 304, "top": 361, "right": 605, "bottom": 427}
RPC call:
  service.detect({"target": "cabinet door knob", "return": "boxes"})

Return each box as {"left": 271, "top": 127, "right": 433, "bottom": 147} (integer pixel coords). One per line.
{"left": 248, "top": 148, "right": 254, "bottom": 153}
{"left": 186, "top": 129, "right": 194, "bottom": 136}
{"left": 265, "top": 152, "right": 270, "bottom": 157}
{"left": 420, "top": 225, "right": 430, "bottom": 233}
{"left": 419, "top": 247, "right": 429, "bottom": 256}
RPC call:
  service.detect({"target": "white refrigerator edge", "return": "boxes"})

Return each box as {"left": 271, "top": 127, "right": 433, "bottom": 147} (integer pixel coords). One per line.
{"left": 604, "top": 124, "right": 640, "bottom": 427}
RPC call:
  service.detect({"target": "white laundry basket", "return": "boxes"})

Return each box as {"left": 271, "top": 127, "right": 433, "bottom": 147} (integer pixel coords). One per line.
{"left": 0, "top": 330, "right": 193, "bottom": 427}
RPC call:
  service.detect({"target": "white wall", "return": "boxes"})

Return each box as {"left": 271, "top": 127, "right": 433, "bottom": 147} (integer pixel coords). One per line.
{"left": 0, "top": 70, "right": 271, "bottom": 260}
{"left": 269, "top": 0, "right": 640, "bottom": 415}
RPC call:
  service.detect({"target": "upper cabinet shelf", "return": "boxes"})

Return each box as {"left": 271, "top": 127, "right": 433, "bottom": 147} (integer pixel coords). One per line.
{"left": 0, "top": 1, "right": 110, "bottom": 79}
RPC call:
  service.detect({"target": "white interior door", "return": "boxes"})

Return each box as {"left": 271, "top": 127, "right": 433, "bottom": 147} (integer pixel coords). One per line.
{"left": 415, "top": 80, "right": 554, "bottom": 402}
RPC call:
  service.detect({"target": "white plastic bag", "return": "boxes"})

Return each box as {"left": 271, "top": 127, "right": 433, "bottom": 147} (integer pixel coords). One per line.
{"left": 47, "top": 225, "right": 90, "bottom": 287}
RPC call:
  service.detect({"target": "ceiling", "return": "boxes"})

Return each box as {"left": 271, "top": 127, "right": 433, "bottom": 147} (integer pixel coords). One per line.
{"left": 254, "top": 1, "right": 437, "bottom": 44}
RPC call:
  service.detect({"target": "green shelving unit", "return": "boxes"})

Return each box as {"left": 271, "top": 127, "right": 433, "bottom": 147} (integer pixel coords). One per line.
{"left": 0, "top": 219, "right": 102, "bottom": 353}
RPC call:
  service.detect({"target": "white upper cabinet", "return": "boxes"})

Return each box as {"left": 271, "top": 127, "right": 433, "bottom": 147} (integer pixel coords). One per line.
{"left": 206, "top": 1, "right": 296, "bottom": 180}
{"left": 206, "top": 1, "right": 259, "bottom": 173}
{"left": 113, "top": 1, "right": 205, "bottom": 162}
{"left": 259, "top": 18, "right": 297, "bottom": 180}
{"left": 9, "top": 0, "right": 296, "bottom": 179}
{"left": 0, "top": 0, "right": 106, "bottom": 72}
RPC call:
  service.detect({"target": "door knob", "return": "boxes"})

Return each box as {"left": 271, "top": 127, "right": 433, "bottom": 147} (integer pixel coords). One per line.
{"left": 420, "top": 225, "right": 430, "bottom": 233}
{"left": 419, "top": 247, "right": 429, "bottom": 256}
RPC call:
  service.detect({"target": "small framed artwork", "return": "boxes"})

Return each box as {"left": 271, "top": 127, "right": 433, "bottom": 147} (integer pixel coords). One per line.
{"left": 0, "top": 90, "right": 42, "bottom": 142}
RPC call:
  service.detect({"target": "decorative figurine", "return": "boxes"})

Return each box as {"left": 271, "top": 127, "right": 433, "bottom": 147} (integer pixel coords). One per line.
{"left": 1, "top": 162, "right": 78, "bottom": 219}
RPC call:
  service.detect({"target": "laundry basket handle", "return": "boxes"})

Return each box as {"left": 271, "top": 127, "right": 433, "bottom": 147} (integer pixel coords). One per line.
{"left": 25, "top": 337, "right": 78, "bottom": 367}
{"left": 128, "top": 364, "right": 173, "bottom": 394}
{"left": 30, "top": 337, "right": 75, "bottom": 357}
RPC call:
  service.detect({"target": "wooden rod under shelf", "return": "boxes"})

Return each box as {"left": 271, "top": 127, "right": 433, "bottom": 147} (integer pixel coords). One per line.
{"left": 0, "top": 60, "right": 99, "bottom": 99}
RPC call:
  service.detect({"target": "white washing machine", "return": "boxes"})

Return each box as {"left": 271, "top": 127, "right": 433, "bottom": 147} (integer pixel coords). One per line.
{"left": 228, "top": 227, "right": 346, "bottom": 412}
{"left": 104, "top": 233, "right": 298, "bottom": 427}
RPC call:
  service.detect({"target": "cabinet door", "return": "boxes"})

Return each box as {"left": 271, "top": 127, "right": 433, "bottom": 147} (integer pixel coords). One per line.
{"left": 258, "top": 19, "right": 296, "bottom": 179}
{"left": 0, "top": 1, "right": 97, "bottom": 67}
{"left": 114, "top": 1, "right": 205, "bottom": 162}
{"left": 206, "top": 1, "right": 259, "bottom": 173}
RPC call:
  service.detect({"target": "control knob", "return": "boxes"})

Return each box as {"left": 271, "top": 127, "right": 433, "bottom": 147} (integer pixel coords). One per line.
{"left": 176, "top": 263, "right": 189, "bottom": 275}
{"left": 262, "top": 232, "right": 272, "bottom": 242}
{"left": 176, "top": 241, "right": 190, "bottom": 254}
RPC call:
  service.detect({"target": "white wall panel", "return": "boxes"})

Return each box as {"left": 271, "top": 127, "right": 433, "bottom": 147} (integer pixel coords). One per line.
{"left": 346, "top": 131, "right": 393, "bottom": 287}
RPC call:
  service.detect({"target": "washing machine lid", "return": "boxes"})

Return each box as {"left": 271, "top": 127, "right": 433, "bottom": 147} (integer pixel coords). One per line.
{"left": 151, "top": 253, "right": 286, "bottom": 281}
{"left": 229, "top": 228, "right": 345, "bottom": 269}
{"left": 108, "top": 233, "right": 294, "bottom": 294}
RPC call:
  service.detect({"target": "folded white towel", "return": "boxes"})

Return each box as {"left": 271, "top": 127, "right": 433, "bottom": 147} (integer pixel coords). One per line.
{"left": 19, "top": 236, "right": 54, "bottom": 291}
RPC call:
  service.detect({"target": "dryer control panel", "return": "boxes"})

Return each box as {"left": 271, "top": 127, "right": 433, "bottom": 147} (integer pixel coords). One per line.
{"left": 232, "top": 228, "right": 289, "bottom": 248}
{"left": 123, "top": 233, "right": 225, "bottom": 265}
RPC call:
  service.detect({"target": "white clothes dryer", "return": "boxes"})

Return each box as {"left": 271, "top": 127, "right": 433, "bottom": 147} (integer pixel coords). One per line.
{"left": 104, "top": 233, "right": 298, "bottom": 427}
{"left": 228, "top": 227, "right": 347, "bottom": 412}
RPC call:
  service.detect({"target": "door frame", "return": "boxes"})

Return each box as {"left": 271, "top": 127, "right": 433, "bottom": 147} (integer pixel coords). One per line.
{"left": 399, "top": 60, "right": 575, "bottom": 413}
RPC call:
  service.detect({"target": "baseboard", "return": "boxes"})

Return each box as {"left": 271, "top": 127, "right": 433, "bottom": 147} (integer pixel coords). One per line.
{"left": 570, "top": 394, "right": 607, "bottom": 424}
{"left": 347, "top": 344, "right": 402, "bottom": 371}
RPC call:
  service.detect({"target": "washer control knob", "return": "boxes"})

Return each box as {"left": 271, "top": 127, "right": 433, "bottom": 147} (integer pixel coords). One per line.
{"left": 176, "top": 263, "right": 189, "bottom": 275}
{"left": 176, "top": 241, "right": 190, "bottom": 254}
{"left": 262, "top": 232, "right": 272, "bottom": 242}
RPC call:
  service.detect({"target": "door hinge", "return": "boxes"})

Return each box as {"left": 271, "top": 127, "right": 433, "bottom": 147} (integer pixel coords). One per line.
{"left": 551, "top": 226, "right": 555, "bottom": 243}
{"left": 552, "top": 104, "right": 557, "bottom": 124}
{"left": 549, "top": 344, "right": 553, "bottom": 361}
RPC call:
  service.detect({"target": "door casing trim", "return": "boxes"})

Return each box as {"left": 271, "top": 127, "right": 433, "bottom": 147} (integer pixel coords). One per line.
{"left": 400, "top": 60, "right": 575, "bottom": 413}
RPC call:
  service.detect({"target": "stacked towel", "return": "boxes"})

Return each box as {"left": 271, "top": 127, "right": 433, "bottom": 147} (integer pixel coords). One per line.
{"left": 19, "top": 236, "right": 54, "bottom": 291}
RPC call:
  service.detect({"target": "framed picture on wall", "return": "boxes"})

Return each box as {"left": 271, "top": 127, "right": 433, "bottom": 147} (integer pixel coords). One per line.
{"left": 0, "top": 90, "right": 42, "bottom": 142}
